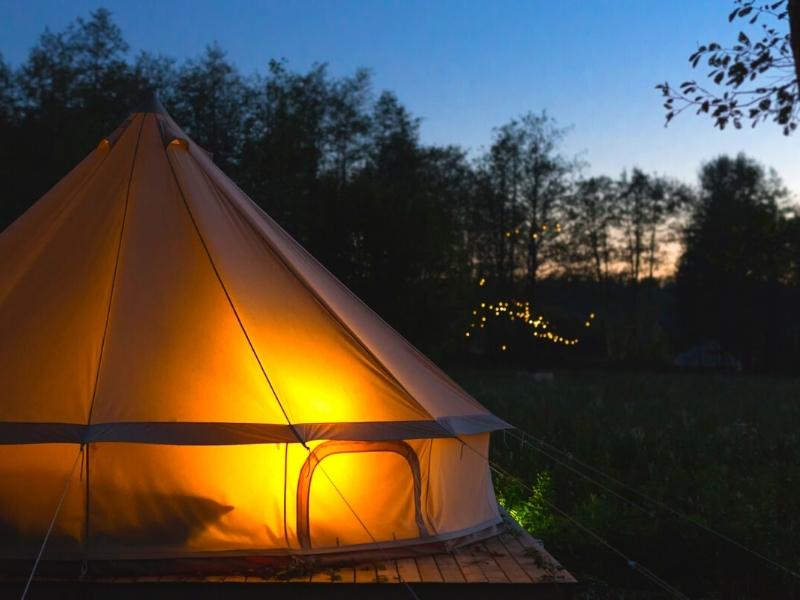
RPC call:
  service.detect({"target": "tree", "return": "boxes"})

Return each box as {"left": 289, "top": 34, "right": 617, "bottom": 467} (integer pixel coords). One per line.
{"left": 676, "top": 154, "right": 790, "bottom": 368}
{"left": 658, "top": 0, "right": 800, "bottom": 134}
{"left": 0, "top": 54, "right": 16, "bottom": 123}
{"left": 173, "top": 43, "right": 252, "bottom": 172}
{"left": 617, "top": 170, "right": 688, "bottom": 281}
{"left": 5, "top": 9, "right": 133, "bottom": 229}
{"left": 472, "top": 131, "right": 524, "bottom": 290}
{"left": 322, "top": 68, "right": 372, "bottom": 187}
{"left": 556, "top": 176, "right": 618, "bottom": 282}
{"left": 473, "top": 112, "right": 577, "bottom": 292}
{"left": 238, "top": 60, "right": 329, "bottom": 236}
{"left": 349, "top": 92, "right": 470, "bottom": 355}
{"left": 131, "top": 51, "right": 178, "bottom": 105}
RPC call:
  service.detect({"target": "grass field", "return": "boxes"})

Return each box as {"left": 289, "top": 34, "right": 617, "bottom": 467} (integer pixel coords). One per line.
{"left": 452, "top": 369, "right": 800, "bottom": 599}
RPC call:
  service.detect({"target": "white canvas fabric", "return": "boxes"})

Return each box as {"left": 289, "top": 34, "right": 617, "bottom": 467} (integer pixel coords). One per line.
{"left": 0, "top": 97, "right": 507, "bottom": 559}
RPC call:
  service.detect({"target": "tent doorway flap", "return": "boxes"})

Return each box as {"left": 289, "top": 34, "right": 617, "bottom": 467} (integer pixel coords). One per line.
{"left": 296, "top": 440, "right": 428, "bottom": 549}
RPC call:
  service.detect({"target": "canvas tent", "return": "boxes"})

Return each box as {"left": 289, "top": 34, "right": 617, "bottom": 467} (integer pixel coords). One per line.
{"left": 0, "top": 95, "right": 509, "bottom": 561}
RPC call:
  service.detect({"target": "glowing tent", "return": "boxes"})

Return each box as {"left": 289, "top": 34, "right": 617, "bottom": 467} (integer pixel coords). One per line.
{"left": 0, "top": 95, "right": 509, "bottom": 561}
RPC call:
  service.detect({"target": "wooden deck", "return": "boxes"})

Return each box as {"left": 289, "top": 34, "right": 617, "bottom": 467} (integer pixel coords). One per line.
{"left": 289, "top": 529, "right": 574, "bottom": 585}
{"left": 2, "top": 523, "right": 575, "bottom": 598}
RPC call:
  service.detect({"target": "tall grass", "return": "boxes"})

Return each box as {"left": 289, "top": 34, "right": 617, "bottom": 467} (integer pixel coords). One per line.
{"left": 454, "top": 370, "right": 800, "bottom": 599}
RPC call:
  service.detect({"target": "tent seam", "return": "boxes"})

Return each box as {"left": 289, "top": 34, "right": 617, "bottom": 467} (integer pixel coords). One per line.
{"left": 85, "top": 114, "right": 146, "bottom": 425}
{"left": 82, "top": 112, "right": 146, "bottom": 563}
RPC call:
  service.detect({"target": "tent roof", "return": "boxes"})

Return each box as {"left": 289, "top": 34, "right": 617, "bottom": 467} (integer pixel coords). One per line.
{"left": 0, "top": 95, "right": 508, "bottom": 445}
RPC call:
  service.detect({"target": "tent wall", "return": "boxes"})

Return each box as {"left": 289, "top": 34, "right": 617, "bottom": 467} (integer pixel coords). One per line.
{"left": 0, "top": 444, "right": 84, "bottom": 556}
{"left": 0, "top": 435, "right": 499, "bottom": 559}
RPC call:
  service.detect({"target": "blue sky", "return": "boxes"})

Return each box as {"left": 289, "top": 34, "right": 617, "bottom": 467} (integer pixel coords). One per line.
{"left": 1, "top": 0, "right": 798, "bottom": 196}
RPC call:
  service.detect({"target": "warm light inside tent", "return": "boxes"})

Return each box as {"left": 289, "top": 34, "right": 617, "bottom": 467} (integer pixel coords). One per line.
{"left": 0, "top": 99, "right": 504, "bottom": 560}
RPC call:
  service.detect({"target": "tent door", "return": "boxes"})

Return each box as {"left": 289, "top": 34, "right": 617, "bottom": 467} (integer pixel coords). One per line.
{"left": 296, "top": 440, "right": 428, "bottom": 550}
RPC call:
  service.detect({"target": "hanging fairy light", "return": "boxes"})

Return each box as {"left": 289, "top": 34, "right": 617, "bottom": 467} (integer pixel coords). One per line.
{"left": 464, "top": 276, "right": 596, "bottom": 349}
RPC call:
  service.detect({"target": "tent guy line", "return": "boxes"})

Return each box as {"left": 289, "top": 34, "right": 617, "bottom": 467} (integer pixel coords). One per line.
{"left": 314, "top": 460, "right": 423, "bottom": 600}
{"left": 161, "top": 116, "right": 306, "bottom": 449}
{"left": 455, "top": 436, "right": 690, "bottom": 600}
{"left": 19, "top": 448, "right": 83, "bottom": 600}
{"left": 505, "top": 427, "right": 800, "bottom": 582}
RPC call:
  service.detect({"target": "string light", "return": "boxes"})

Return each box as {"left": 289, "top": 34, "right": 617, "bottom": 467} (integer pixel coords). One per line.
{"left": 496, "top": 223, "right": 563, "bottom": 241}
{"left": 466, "top": 297, "right": 583, "bottom": 347}
{"left": 464, "top": 277, "right": 596, "bottom": 349}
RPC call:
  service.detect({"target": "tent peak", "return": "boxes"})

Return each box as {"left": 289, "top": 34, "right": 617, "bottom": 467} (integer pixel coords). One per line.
{"left": 133, "top": 90, "right": 167, "bottom": 115}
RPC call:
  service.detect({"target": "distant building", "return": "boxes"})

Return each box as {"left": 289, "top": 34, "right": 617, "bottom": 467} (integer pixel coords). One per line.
{"left": 674, "top": 341, "right": 742, "bottom": 371}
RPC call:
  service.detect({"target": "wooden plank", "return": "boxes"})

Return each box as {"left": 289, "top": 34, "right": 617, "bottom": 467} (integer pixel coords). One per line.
{"left": 453, "top": 547, "right": 488, "bottom": 583}
{"left": 311, "top": 569, "right": 331, "bottom": 583}
{"left": 433, "top": 554, "right": 466, "bottom": 583}
{"left": 516, "top": 532, "right": 573, "bottom": 577}
{"left": 500, "top": 532, "right": 552, "bottom": 582}
{"left": 469, "top": 542, "right": 509, "bottom": 583}
{"left": 395, "top": 557, "right": 421, "bottom": 583}
{"left": 414, "top": 555, "right": 443, "bottom": 582}
{"left": 354, "top": 563, "right": 377, "bottom": 583}
{"left": 502, "top": 531, "right": 575, "bottom": 583}
{"left": 484, "top": 536, "right": 532, "bottom": 583}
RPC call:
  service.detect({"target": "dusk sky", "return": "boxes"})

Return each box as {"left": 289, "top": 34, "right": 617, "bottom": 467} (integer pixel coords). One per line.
{"left": 2, "top": 0, "right": 798, "bottom": 197}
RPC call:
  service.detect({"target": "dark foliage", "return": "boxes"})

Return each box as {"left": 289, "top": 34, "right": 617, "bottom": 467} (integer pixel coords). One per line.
{"left": 1, "top": 9, "right": 799, "bottom": 372}
{"left": 676, "top": 154, "right": 800, "bottom": 370}
{"left": 658, "top": 0, "right": 800, "bottom": 134}
{"left": 463, "top": 369, "right": 800, "bottom": 599}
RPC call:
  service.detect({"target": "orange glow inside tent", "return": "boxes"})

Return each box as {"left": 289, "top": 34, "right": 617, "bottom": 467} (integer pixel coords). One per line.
{"left": 0, "top": 94, "right": 509, "bottom": 560}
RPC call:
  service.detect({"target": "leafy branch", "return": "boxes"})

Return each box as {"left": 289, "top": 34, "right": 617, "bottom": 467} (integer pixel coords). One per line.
{"left": 657, "top": 0, "right": 800, "bottom": 134}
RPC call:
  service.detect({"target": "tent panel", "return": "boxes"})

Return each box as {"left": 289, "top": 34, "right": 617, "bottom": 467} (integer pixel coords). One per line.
{"left": 0, "top": 147, "right": 105, "bottom": 295}
{"left": 90, "top": 115, "right": 288, "bottom": 426}
{"left": 166, "top": 147, "right": 432, "bottom": 426}
{"left": 0, "top": 444, "right": 84, "bottom": 558}
{"left": 0, "top": 117, "right": 143, "bottom": 422}
{"left": 425, "top": 434, "right": 500, "bottom": 535}
{"left": 88, "top": 443, "right": 288, "bottom": 555}
{"left": 187, "top": 144, "right": 489, "bottom": 421}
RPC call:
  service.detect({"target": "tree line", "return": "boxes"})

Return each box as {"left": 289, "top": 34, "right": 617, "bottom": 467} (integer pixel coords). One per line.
{"left": 1, "top": 9, "right": 799, "bottom": 371}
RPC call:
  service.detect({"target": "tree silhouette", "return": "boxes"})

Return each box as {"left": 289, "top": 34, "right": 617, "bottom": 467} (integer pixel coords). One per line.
{"left": 658, "top": 0, "right": 800, "bottom": 133}
{"left": 676, "top": 154, "right": 792, "bottom": 368}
